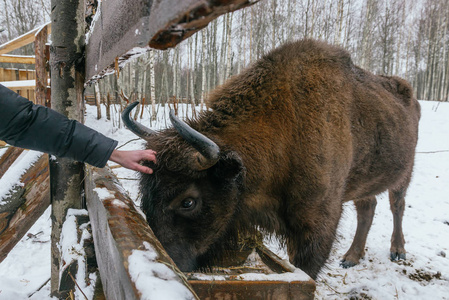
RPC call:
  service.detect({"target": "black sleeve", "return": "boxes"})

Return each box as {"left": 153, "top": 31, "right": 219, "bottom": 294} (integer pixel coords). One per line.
{"left": 0, "top": 84, "right": 118, "bottom": 168}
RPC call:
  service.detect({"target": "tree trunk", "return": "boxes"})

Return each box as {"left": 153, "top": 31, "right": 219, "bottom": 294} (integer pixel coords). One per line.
{"left": 212, "top": 19, "right": 218, "bottom": 87}
{"left": 94, "top": 82, "right": 102, "bottom": 119}
{"left": 250, "top": 6, "right": 254, "bottom": 63}
{"left": 173, "top": 47, "right": 178, "bottom": 102}
{"left": 219, "top": 14, "right": 227, "bottom": 85}
{"left": 271, "top": 0, "right": 276, "bottom": 50}
{"left": 149, "top": 49, "right": 157, "bottom": 121}
{"left": 49, "top": 0, "right": 85, "bottom": 298}
{"left": 189, "top": 37, "right": 195, "bottom": 109}
{"left": 200, "top": 29, "right": 206, "bottom": 110}
{"left": 335, "top": 0, "right": 344, "bottom": 44}
{"left": 225, "top": 12, "right": 233, "bottom": 80}
{"left": 2, "top": 0, "right": 12, "bottom": 40}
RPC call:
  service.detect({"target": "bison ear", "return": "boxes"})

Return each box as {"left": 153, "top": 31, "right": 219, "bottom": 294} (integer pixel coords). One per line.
{"left": 212, "top": 150, "right": 245, "bottom": 181}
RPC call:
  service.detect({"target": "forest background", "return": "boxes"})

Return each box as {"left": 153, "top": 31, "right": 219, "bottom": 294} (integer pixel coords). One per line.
{"left": 1, "top": 0, "right": 448, "bottom": 109}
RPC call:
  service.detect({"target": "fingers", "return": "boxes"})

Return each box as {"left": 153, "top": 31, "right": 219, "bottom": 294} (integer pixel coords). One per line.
{"left": 133, "top": 164, "right": 154, "bottom": 174}
{"left": 132, "top": 150, "right": 156, "bottom": 174}
{"left": 141, "top": 149, "right": 157, "bottom": 163}
{"left": 108, "top": 149, "right": 157, "bottom": 174}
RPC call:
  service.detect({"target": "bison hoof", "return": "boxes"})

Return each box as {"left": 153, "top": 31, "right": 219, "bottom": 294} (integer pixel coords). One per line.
{"left": 390, "top": 251, "right": 406, "bottom": 261}
{"left": 340, "top": 259, "right": 358, "bottom": 269}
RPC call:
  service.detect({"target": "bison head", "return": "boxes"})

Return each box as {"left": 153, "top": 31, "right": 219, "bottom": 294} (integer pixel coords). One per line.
{"left": 122, "top": 102, "right": 246, "bottom": 271}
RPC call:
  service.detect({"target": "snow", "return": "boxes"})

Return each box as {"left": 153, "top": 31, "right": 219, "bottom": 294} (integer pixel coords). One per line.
{"left": 189, "top": 271, "right": 310, "bottom": 282}
{"left": 93, "top": 187, "right": 115, "bottom": 200}
{"left": 85, "top": 0, "right": 102, "bottom": 45}
{"left": 0, "top": 80, "right": 36, "bottom": 88}
{"left": 0, "top": 207, "right": 53, "bottom": 299}
{"left": 188, "top": 249, "right": 310, "bottom": 282}
{"left": 0, "top": 101, "right": 448, "bottom": 299}
{"left": 128, "top": 241, "right": 195, "bottom": 300}
{"left": 0, "top": 150, "right": 42, "bottom": 202}
{"left": 59, "top": 209, "right": 96, "bottom": 300}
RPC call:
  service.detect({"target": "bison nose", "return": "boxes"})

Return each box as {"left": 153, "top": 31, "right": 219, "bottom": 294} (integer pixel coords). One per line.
{"left": 164, "top": 245, "right": 198, "bottom": 272}
{"left": 172, "top": 256, "right": 197, "bottom": 272}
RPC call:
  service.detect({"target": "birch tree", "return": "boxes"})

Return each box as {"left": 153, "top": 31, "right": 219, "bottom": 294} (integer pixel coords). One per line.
{"left": 225, "top": 12, "right": 233, "bottom": 80}
{"left": 200, "top": 30, "right": 206, "bottom": 110}
{"left": 149, "top": 49, "right": 156, "bottom": 120}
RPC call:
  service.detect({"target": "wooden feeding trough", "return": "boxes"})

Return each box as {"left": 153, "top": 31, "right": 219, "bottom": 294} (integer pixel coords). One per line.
{"left": 85, "top": 165, "right": 315, "bottom": 299}
{"left": 187, "top": 245, "right": 315, "bottom": 299}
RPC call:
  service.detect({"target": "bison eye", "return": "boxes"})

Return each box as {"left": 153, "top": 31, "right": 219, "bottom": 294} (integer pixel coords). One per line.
{"left": 181, "top": 198, "right": 196, "bottom": 210}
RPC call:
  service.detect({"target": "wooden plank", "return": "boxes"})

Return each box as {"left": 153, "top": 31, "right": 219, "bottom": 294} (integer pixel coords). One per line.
{"left": 18, "top": 69, "right": 29, "bottom": 99}
{"left": 187, "top": 246, "right": 316, "bottom": 299}
{"left": 0, "top": 55, "right": 35, "bottom": 64}
{"left": 0, "top": 154, "right": 50, "bottom": 263}
{"left": 0, "top": 69, "right": 16, "bottom": 82}
{"left": 189, "top": 280, "right": 314, "bottom": 300}
{"left": 85, "top": 165, "right": 199, "bottom": 300}
{"left": 35, "top": 24, "right": 48, "bottom": 106}
{"left": 0, "top": 147, "right": 25, "bottom": 179}
{"left": 85, "top": 0, "right": 257, "bottom": 82}
{"left": 148, "top": 0, "right": 258, "bottom": 49}
{"left": 0, "top": 22, "right": 51, "bottom": 55}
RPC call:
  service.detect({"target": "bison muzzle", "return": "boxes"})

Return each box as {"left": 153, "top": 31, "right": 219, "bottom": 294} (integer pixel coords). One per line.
{"left": 122, "top": 39, "right": 420, "bottom": 279}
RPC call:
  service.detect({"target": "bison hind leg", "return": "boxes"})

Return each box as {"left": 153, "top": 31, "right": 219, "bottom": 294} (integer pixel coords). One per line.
{"left": 341, "top": 196, "right": 377, "bottom": 268}
{"left": 389, "top": 179, "right": 409, "bottom": 261}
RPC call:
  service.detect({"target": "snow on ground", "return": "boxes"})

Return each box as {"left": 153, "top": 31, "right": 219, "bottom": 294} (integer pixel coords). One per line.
{"left": 0, "top": 101, "right": 448, "bottom": 299}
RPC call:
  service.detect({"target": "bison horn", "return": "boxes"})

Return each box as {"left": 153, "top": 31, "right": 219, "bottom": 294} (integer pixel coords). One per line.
{"left": 169, "top": 109, "right": 220, "bottom": 170}
{"left": 121, "top": 101, "right": 157, "bottom": 139}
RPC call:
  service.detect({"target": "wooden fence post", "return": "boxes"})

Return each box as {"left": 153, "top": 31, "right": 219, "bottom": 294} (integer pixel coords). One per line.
{"left": 49, "top": 0, "right": 85, "bottom": 298}
{"left": 35, "top": 24, "right": 49, "bottom": 106}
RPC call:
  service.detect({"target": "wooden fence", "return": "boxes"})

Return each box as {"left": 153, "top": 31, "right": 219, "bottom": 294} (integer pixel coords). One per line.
{"left": 0, "top": 68, "right": 36, "bottom": 100}
{"left": 0, "top": 1, "right": 316, "bottom": 299}
{"left": 0, "top": 22, "right": 50, "bottom": 105}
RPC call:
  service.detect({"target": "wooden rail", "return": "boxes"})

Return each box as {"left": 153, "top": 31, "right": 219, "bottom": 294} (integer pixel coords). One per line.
{"left": 0, "top": 22, "right": 50, "bottom": 103}
{"left": 85, "top": 165, "right": 199, "bottom": 300}
{"left": 85, "top": 0, "right": 258, "bottom": 82}
{"left": 0, "top": 152, "right": 50, "bottom": 263}
{"left": 0, "top": 54, "right": 35, "bottom": 64}
{"left": 0, "top": 22, "right": 51, "bottom": 55}
{"left": 0, "top": 147, "right": 25, "bottom": 179}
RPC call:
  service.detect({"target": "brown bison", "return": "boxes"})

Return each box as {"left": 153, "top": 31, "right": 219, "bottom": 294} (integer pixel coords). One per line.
{"left": 123, "top": 39, "right": 420, "bottom": 279}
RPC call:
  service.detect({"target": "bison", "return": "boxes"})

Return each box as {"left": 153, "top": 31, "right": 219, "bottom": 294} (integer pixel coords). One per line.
{"left": 122, "top": 39, "right": 420, "bottom": 280}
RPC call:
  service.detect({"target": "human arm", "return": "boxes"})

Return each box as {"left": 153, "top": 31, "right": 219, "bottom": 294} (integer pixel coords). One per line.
{"left": 0, "top": 85, "right": 158, "bottom": 172}
{"left": 0, "top": 84, "right": 117, "bottom": 167}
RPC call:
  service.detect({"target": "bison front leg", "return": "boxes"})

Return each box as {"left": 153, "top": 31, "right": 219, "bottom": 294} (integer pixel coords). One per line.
{"left": 341, "top": 196, "right": 377, "bottom": 268}
{"left": 286, "top": 205, "right": 342, "bottom": 280}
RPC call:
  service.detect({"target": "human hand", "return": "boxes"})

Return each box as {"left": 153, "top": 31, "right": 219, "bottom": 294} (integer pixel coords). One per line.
{"left": 109, "top": 149, "right": 157, "bottom": 174}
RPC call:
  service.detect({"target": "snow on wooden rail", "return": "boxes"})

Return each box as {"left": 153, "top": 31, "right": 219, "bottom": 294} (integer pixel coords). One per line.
{"left": 0, "top": 151, "right": 50, "bottom": 263}
{"left": 85, "top": 165, "right": 199, "bottom": 300}
{"left": 0, "top": 147, "right": 25, "bottom": 179}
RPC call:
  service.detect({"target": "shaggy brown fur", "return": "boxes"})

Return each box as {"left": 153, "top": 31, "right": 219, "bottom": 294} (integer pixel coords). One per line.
{"left": 137, "top": 39, "right": 420, "bottom": 279}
